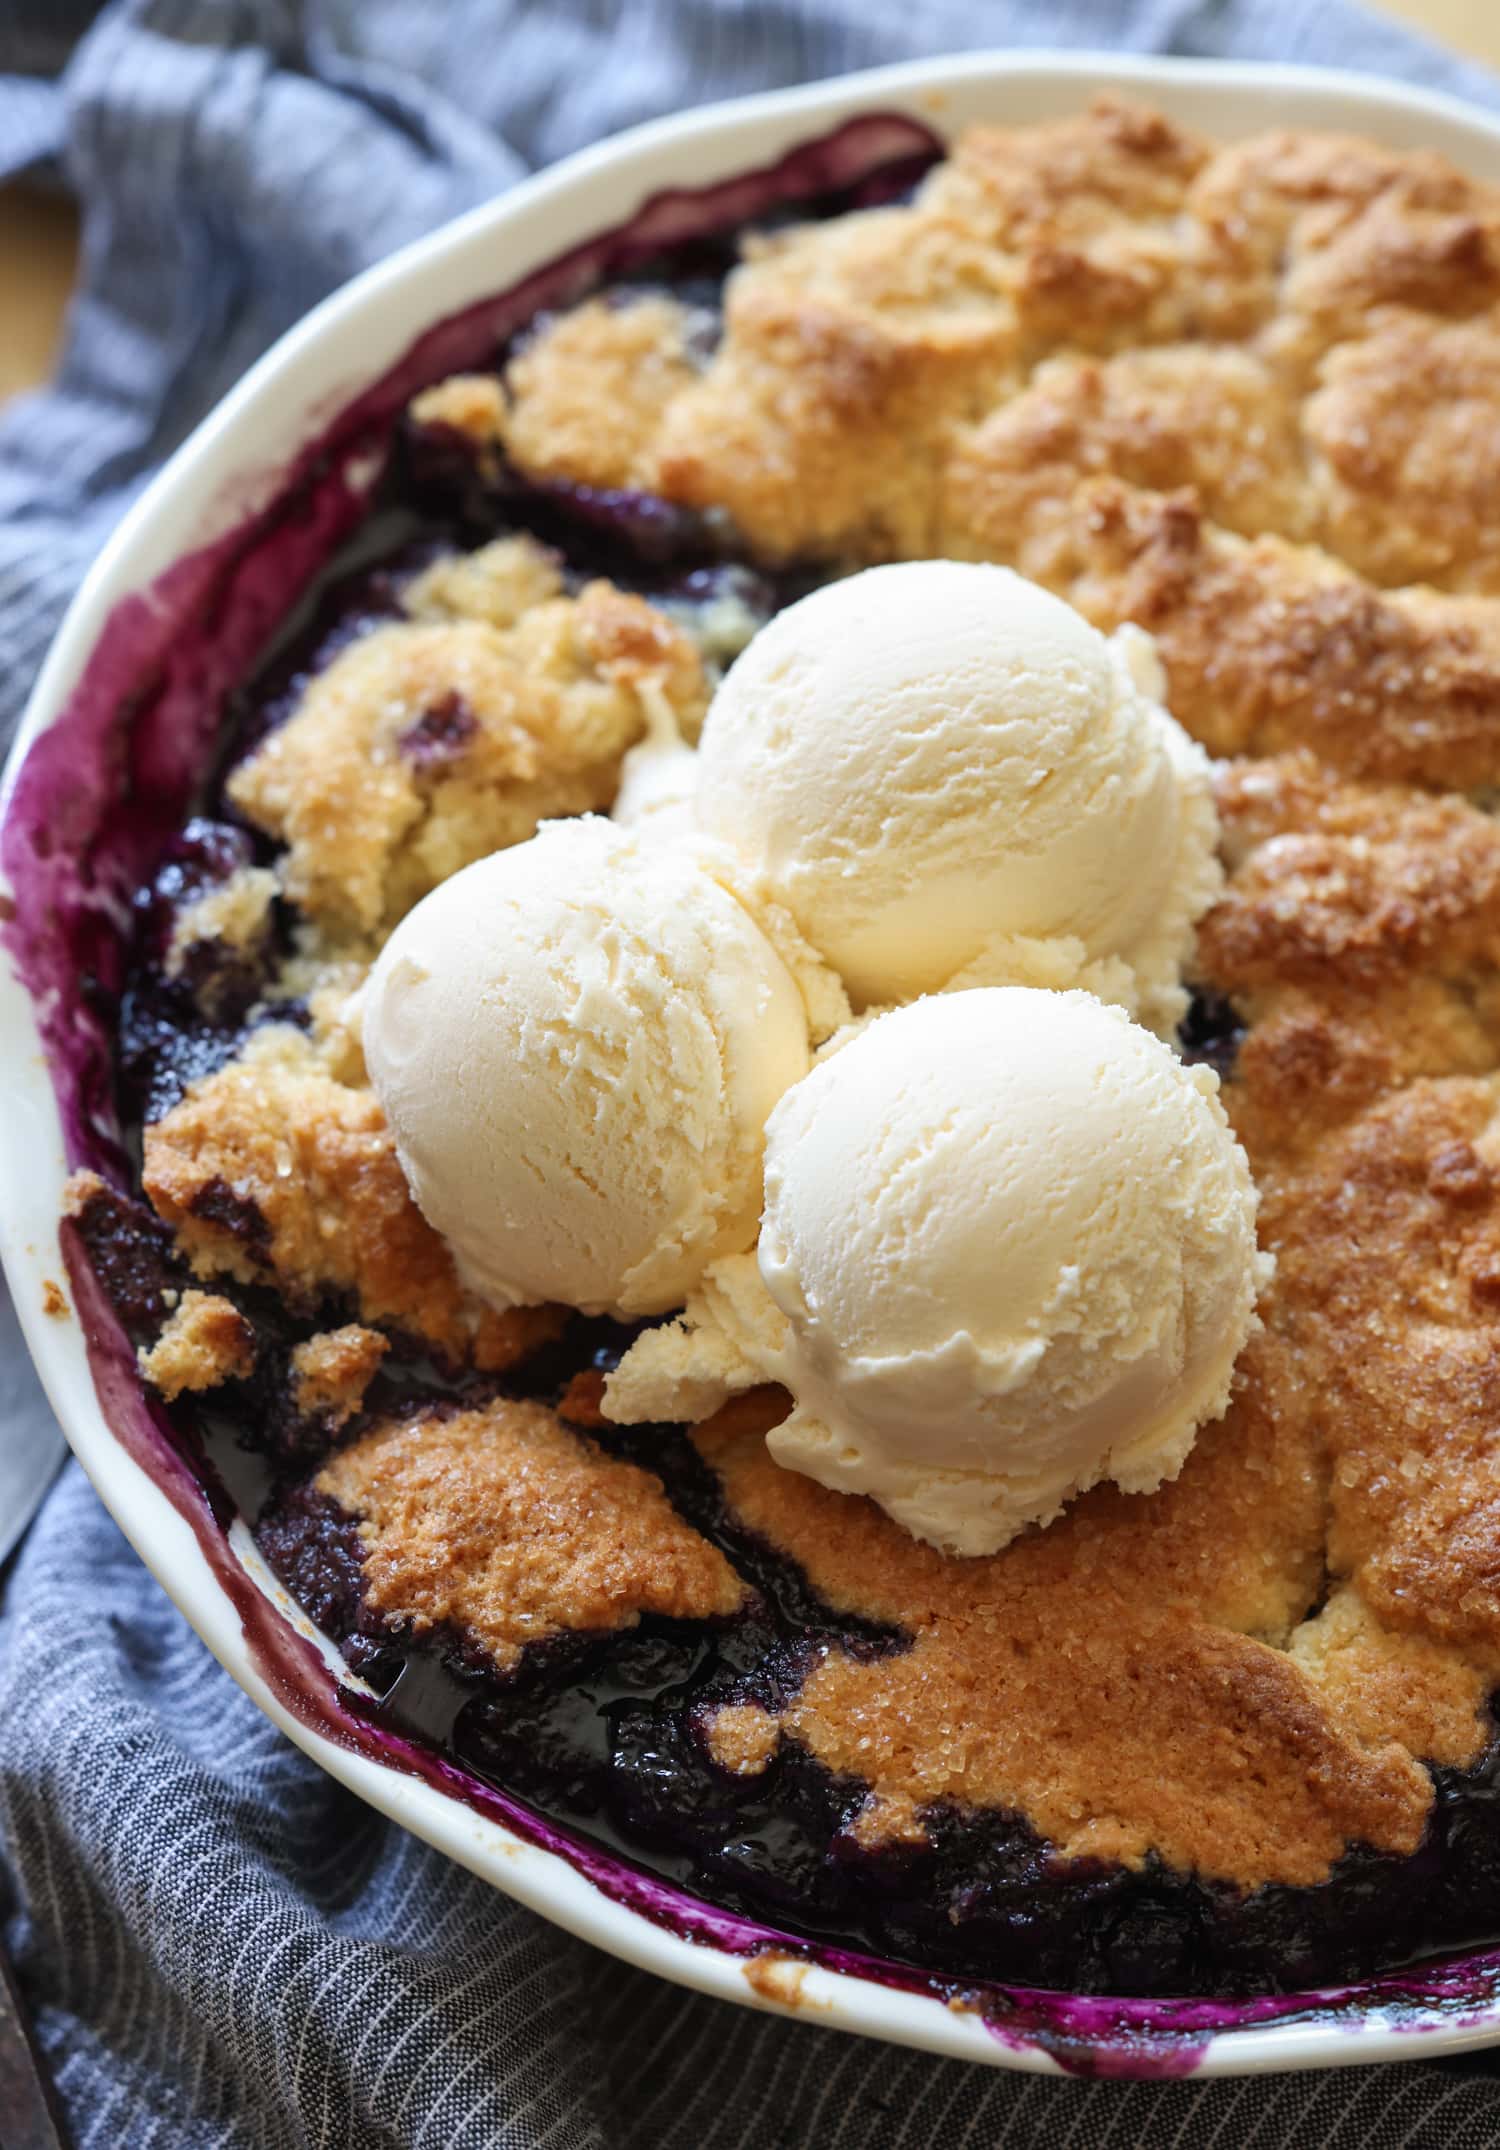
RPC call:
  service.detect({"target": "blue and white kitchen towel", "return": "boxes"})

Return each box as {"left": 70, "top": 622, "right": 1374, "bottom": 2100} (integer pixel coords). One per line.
{"left": 5, "top": 3, "right": 1500, "bottom": 2143}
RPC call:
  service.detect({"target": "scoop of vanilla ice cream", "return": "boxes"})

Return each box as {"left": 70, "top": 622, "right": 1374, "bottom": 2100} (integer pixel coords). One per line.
{"left": 363, "top": 815, "right": 811, "bottom": 1319}
{"left": 693, "top": 562, "right": 1219, "bottom": 1028}
{"left": 749, "top": 988, "right": 1267, "bottom": 1555}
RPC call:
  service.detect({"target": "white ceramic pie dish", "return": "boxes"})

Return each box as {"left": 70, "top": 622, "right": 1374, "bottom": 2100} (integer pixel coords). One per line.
{"left": 7, "top": 49, "right": 1500, "bottom": 2081}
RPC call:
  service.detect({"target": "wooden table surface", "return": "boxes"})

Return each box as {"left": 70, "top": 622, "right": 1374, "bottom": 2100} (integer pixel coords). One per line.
{"left": 0, "top": 1, "right": 1497, "bottom": 407}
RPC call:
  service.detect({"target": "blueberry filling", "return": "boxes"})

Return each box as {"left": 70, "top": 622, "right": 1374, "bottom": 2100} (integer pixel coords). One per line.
{"left": 396, "top": 692, "right": 480, "bottom": 765}
{"left": 77, "top": 1135, "right": 1500, "bottom": 1998}
{"left": 1178, "top": 988, "right": 1246, "bottom": 1080}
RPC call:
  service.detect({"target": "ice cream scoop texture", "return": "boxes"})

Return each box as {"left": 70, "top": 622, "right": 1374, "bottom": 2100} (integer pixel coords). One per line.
{"left": 610, "top": 989, "right": 1267, "bottom": 1554}
{"left": 693, "top": 560, "right": 1220, "bottom": 1030}
{"left": 362, "top": 816, "right": 811, "bottom": 1319}
{"left": 758, "top": 989, "right": 1267, "bottom": 1554}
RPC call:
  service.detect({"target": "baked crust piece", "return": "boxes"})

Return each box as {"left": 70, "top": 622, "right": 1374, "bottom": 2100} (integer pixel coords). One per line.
{"left": 318, "top": 1398, "right": 746, "bottom": 1673}
{"left": 1203, "top": 753, "right": 1500, "bottom": 998}
{"left": 165, "top": 865, "right": 279, "bottom": 986}
{"left": 141, "top": 1031, "right": 563, "bottom": 1372}
{"left": 492, "top": 99, "right": 1500, "bottom": 573}
{"left": 1261, "top": 1076, "right": 1500, "bottom": 1659}
{"left": 701, "top": 1699, "right": 782, "bottom": 1778}
{"left": 475, "top": 97, "right": 1500, "bottom": 789}
{"left": 289, "top": 1324, "right": 389, "bottom": 1432}
{"left": 693, "top": 1391, "right": 1434, "bottom": 1890}
{"left": 947, "top": 479, "right": 1500, "bottom": 789}
{"left": 138, "top": 1290, "right": 255, "bottom": 1400}
{"left": 228, "top": 537, "right": 709, "bottom": 937}
{"left": 500, "top": 295, "right": 717, "bottom": 491}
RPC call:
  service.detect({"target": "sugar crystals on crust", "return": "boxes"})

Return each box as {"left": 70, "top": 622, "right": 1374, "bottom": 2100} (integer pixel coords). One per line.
{"left": 318, "top": 1398, "right": 746, "bottom": 1673}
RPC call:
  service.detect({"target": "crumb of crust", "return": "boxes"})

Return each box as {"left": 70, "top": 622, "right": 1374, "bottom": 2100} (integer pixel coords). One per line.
{"left": 165, "top": 865, "right": 278, "bottom": 983}
{"left": 317, "top": 1397, "right": 746, "bottom": 1673}
{"left": 272, "top": 950, "right": 371, "bottom": 1089}
{"left": 741, "top": 1953, "right": 813, "bottom": 2009}
{"left": 289, "top": 1324, "right": 388, "bottom": 1431}
{"left": 701, "top": 1701, "right": 780, "bottom": 1777}
{"left": 140, "top": 1027, "right": 565, "bottom": 1372}
{"left": 227, "top": 564, "right": 708, "bottom": 937}
{"left": 556, "top": 1367, "right": 609, "bottom": 1430}
{"left": 138, "top": 1290, "right": 255, "bottom": 1401}
{"left": 845, "top": 1792, "right": 928, "bottom": 1851}
{"left": 408, "top": 374, "right": 508, "bottom": 469}
{"left": 62, "top": 1169, "right": 109, "bottom": 1218}
{"left": 40, "top": 1280, "right": 68, "bottom": 1318}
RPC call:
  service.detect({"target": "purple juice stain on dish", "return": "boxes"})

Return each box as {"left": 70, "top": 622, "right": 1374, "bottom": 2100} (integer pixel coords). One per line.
{"left": 11, "top": 107, "right": 1500, "bottom": 2078}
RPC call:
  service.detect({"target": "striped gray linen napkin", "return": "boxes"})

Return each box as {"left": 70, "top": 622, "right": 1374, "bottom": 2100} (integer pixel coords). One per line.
{"left": 5, "top": 3, "right": 1500, "bottom": 2144}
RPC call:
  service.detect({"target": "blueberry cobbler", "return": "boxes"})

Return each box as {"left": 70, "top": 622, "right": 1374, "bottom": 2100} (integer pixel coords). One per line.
{"left": 51, "top": 95, "right": 1500, "bottom": 2002}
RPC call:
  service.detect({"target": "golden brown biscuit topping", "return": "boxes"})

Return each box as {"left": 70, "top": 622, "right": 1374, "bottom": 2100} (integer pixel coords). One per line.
{"left": 318, "top": 1399, "right": 746, "bottom": 1672}
{"left": 493, "top": 97, "right": 1500, "bottom": 792}
{"left": 228, "top": 536, "right": 709, "bottom": 937}
{"left": 138, "top": 1290, "right": 255, "bottom": 1400}
{"left": 141, "top": 1032, "right": 563, "bottom": 1372}
{"left": 289, "top": 1325, "right": 389, "bottom": 1432}
{"left": 692, "top": 1394, "right": 1433, "bottom": 1889}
